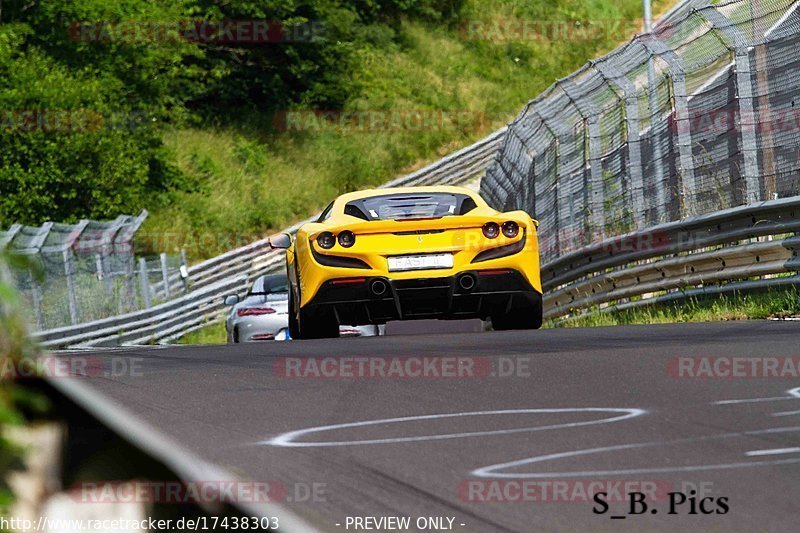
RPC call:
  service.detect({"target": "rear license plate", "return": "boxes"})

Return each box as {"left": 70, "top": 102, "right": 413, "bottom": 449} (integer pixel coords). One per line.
{"left": 388, "top": 253, "right": 454, "bottom": 272}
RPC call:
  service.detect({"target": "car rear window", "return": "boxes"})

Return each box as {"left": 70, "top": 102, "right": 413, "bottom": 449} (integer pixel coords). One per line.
{"left": 251, "top": 275, "right": 289, "bottom": 295}
{"left": 345, "top": 193, "right": 476, "bottom": 221}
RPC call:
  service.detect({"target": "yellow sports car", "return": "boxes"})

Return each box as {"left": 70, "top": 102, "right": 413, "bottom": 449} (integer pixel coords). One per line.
{"left": 268, "top": 186, "right": 542, "bottom": 339}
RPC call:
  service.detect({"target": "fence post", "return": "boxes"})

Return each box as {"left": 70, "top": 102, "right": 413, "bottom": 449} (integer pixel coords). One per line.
{"left": 593, "top": 59, "right": 647, "bottom": 228}
{"left": 533, "top": 103, "right": 573, "bottom": 256}
{"left": 139, "top": 257, "right": 152, "bottom": 309}
{"left": 641, "top": 36, "right": 696, "bottom": 218}
{"left": 696, "top": 5, "right": 762, "bottom": 205}
{"left": 29, "top": 268, "right": 43, "bottom": 331}
{"left": 101, "top": 254, "right": 113, "bottom": 295}
{"left": 94, "top": 253, "right": 104, "bottom": 283}
{"left": 180, "top": 248, "right": 189, "bottom": 293}
{"left": 640, "top": 43, "right": 668, "bottom": 223}
{"left": 62, "top": 249, "right": 78, "bottom": 325}
{"left": 160, "top": 252, "right": 171, "bottom": 298}
{"left": 560, "top": 76, "right": 606, "bottom": 241}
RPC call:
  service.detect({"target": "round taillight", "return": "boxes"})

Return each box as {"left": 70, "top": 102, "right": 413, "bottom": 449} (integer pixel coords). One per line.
{"left": 482, "top": 222, "right": 500, "bottom": 239}
{"left": 317, "top": 231, "right": 335, "bottom": 249}
{"left": 338, "top": 230, "right": 356, "bottom": 248}
{"left": 502, "top": 221, "right": 519, "bottom": 238}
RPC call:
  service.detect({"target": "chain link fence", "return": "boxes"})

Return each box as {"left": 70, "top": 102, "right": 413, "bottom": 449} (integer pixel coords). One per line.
{"left": 0, "top": 211, "right": 191, "bottom": 330}
{"left": 481, "top": 0, "right": 800, "bottom": 264}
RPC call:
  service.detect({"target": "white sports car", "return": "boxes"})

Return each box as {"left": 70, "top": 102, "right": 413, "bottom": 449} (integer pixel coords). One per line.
{"left": 224, "top": 274, "right": 378, "bottom": 342}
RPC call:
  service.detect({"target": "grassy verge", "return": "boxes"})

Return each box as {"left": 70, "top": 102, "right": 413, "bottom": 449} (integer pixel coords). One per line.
{"left": 178, "top": 322, "right": 227, "bottom": 345}
{"left": 143, "top": 0, "right": 674, "bottom": 261}
{"left": 549, "top": 289, "right": 800, "bottom": 328}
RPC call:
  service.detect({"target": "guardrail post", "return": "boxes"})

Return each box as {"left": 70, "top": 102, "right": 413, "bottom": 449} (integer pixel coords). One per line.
{"left": 784, "top": 234, "right": 800, "bottom": 273}
{"left": 139, "top": 257, "right": 152, "bottom": 309}
{"left": 62, "top": 249, "right": 78, "bottom": 325}
{"left": 160, "top": 252, "right": 170, "bottom": 298}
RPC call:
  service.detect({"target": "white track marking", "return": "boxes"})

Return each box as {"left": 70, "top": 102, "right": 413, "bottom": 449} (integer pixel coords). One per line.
{"left": 471, "top": 427, "right": 800, "bottom": 478}
{"left": 772, "top": 409, "right": 800, "bottom": 417}
{"left": 262, "top": 408, "right": 646, "bottom": 447}
{"left": 745, "top": 447, "right": 800, "bottom": 457}
{"left": 714, "top": 387, "right": 800, "bottom": 405}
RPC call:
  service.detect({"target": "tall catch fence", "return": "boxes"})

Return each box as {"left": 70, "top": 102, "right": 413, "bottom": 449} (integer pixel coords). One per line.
{"left": 0, "top": 211, "right": 190, "bottom": 330}
{"left": 481, "top": 0, "right": 800, "bottom": 264}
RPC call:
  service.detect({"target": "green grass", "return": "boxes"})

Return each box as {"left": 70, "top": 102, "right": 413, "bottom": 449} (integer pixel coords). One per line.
{"left": 178, "top": 321, "right": 227, "bottom": 345}
{"left": 143, "top": 0, "right": 676, "bottom": 261}
{"left": 549, "top": 289, "right": 800, "bottom": 328}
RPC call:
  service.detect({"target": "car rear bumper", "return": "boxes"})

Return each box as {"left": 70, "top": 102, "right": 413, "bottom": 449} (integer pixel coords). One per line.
{"left": 230, "top": 314, "right": 288, "bottom": 342}
{"left": 303, "top": 268, "right": 541, "bottom": 325}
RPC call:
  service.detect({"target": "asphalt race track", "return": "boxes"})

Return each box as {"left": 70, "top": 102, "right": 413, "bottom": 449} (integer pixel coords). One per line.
{"left": 62, "top": 321, "right": 800, "bottom": 532}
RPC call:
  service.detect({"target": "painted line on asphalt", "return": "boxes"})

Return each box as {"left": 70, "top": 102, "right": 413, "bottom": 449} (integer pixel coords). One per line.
{"left": 470, "top": 426, "right": 800, "bottom": 479}
{"left": 745, "top": 447, "right": 800, "bottom": 457}
{"left": 262, "top": 408, "right": 647, "bottom": 447}
{"left": 772, "top": 409, "right": 800, "bottom": 417}
{"left": 714, "top": 387, "right": 800, "bottom": 405}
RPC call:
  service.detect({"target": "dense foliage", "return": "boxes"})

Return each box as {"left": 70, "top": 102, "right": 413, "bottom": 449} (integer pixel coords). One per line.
{"left": 0, "top": 0, "right": 463, "bottom": 225}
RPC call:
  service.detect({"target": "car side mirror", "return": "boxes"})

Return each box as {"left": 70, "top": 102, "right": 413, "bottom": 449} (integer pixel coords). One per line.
{"left": 223, "top": 294, "right": 240, "bottom": 306}
{"left": 269, "top": 232, "right": 292, "bottom": 249}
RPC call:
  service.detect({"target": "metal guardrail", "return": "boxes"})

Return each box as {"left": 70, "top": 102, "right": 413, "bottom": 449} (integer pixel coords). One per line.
{"left": 34, "top": 130, "right": 504, "bottom": 348}
{"left": 542, "top": 197, "right": 800, "bottom": 319}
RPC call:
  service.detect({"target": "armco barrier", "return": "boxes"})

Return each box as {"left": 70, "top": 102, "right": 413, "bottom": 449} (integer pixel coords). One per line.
{"left": 542, "top": 197, "right": 800, "bottom": 319}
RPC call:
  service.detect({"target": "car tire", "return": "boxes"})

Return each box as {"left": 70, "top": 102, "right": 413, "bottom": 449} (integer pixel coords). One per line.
{"left": 491, "top": 298, "right": 543, "bottom": 331}
{"left": 299, "top": 307, "right": 339, "bottom": 339}
{"left": 233, "top": 326, "right": 240, "bottom": 343}
{"left": 289, "top": 276, "right": 339, "bottom": 339}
